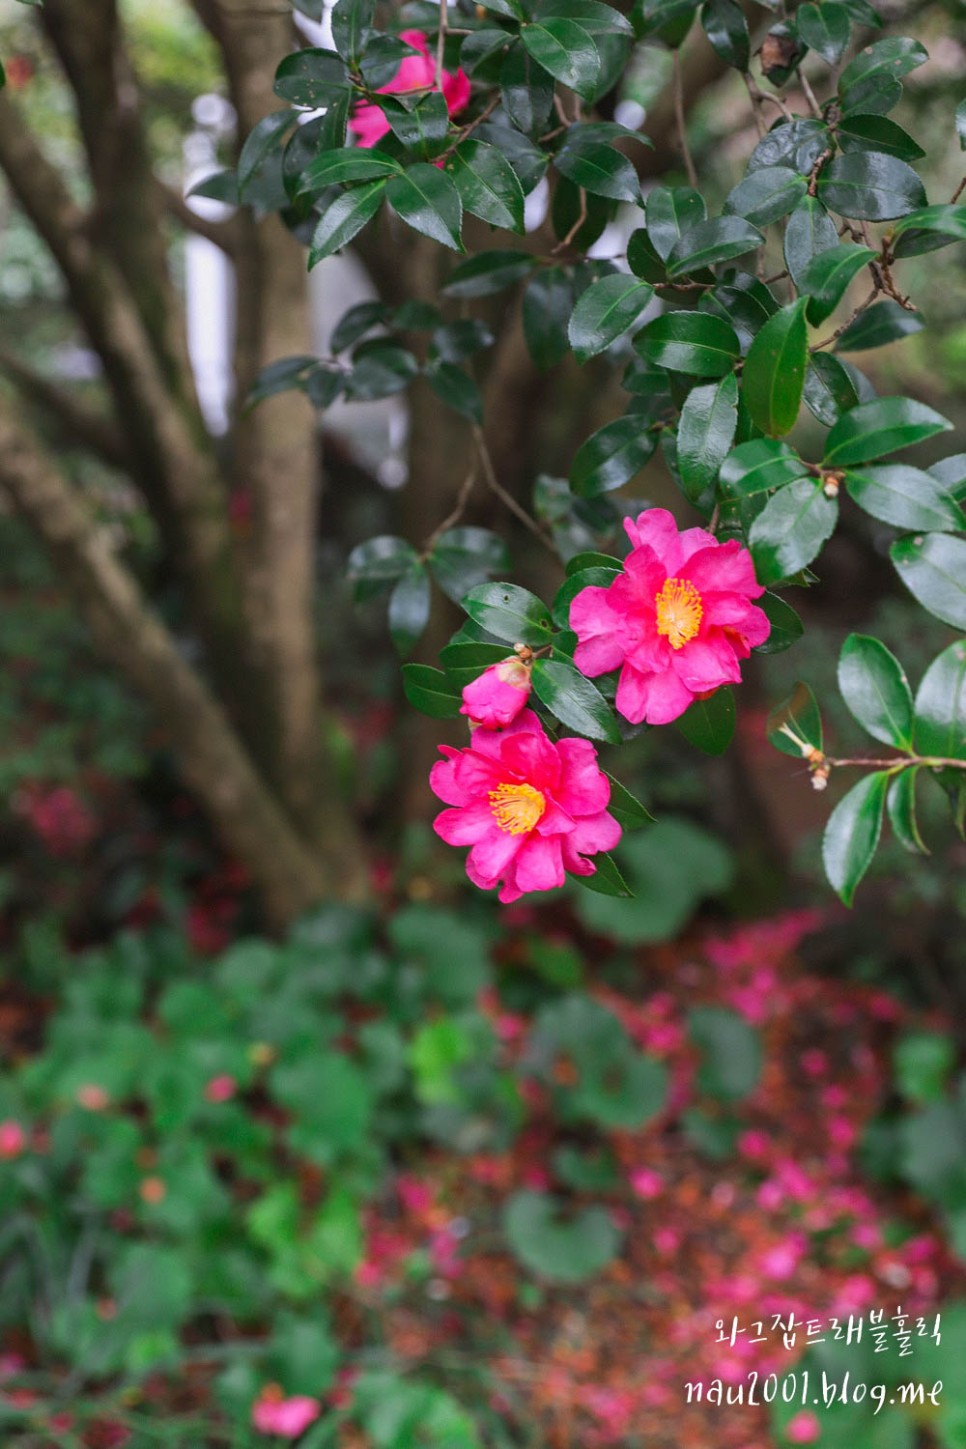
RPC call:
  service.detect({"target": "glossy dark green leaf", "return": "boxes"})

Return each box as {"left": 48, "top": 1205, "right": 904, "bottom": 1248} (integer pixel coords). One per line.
{"left": 958, "top": 98, "right": 966, "bottom": 150}
{"left": 637, "top": 0, "right": 698, "bottom": 45}
{"left": 803, "top": 353, "right": 860, "bottom": 426}
{"left": 890, "top": 533, "right": 966, "bottom": 630}
{"left": 719, "top": 438, "right": 809, "bottom": 496}
{"left": 386, "top": 164, "right": 463, "bottom": 251}
{"left": 676, "top": 374, "right": 738, "bottom": 507}
{"left": 273, "top": 48, "right": 350, "bottom": 107}
{"left": 913, "top": 640, "right": 966, "bottom": 765}
{"left": 604, "top": 773, "right": 655, "bottom": 828}
{"left": 823, "top": 396, "right": 952, "bottom": 466}
{"left": 676, "top": 687, "right": 736, "bottom": 755}
{"left": 347, "top": 535, "right": 418, "bottom": 599}
{"left": 838, "top": 0, "right": 882, "bottom": 25}
{"left": 428, "top": 527, "right": 510, "bottom": 604}
{"left": 930, "top": 453, "right": 966, "bottom": 504}
{"left": 635, "top": 312, "right": 740, "bottom": 377}
{"left": 522, "top": 267, "right": 576, "bottom": 371}
{"left": 725, "top": 168, "right": 807, "bottom": 228}
{"left": 188, "top": 169, "right": 240, "bottom": 204}
{"left": 309, "top": 180, "right": 386, "bottom": 266}
{"left": 891, "top": 204, "right": 966, "bottom": 258}
{"left": 476, "top": 121, "right": 549, "bottom": 194}
{"left": 401, "top": 664, "right": 462, "bottom": 719}
{"left": 445, "top": 140, "right": 526, "bottom": 234}
{"left": 783, "top": 196, "right": 839, "bottom": 290}
{"left": 567, "top": 275, "right": 654, "bottom": 363}
{"left": 532, "top": 658, "right": 621, "bottom": 742}
{"left": 887, "top": 768, "right": 927, "bottom": 854}
{"left": 570, "top": 416, "right": 657, "bottom": 496}
{"left": 535, "top": 0, "right": 634, "bottom": 35}
{"left": 245, "top": 354, "right": 318, "bottom": 407}
{"left": 429, "top": 319, "right": 494, "bottom": 365}
{"left": 837, "top": 114, "right": 925, "bottom": 162}
{"left": 798, "top": 242, "right": 876, "bottom": 326}
{"left": 461, "top": 582, "right": 554, "bottom": 646}
{"left": 238, "top": 111, "right": 296, "bottom": 199}
{"left": 439, "top": 640, "right": 517, "bottom": 685}
{"left": 379, "top": 92, "right": 450, "bottom": 157}
{"left": 359, "top": 34, "right": 422, "bottom": 88}
{"left": 645, "top": 186, "right": 705, "bottom": 261}
{"left": 839, "top": 36, "right": 928, "bottom": 98}
{"left": 845, "top": 465, "right": 965, "bottom": 533}
{"left": 768, "top": 681, "right": 823, "bottom": 758}
{"left": 330, "top": 300, "right": 390, "bottom": 353}
{"left": 748, "top": 118, "right": 830, "bottom": 175}
{"left": 699, "top": 274, "right": 779, "bottom": 354}
{"left": 700, "top": 0, "right": 749, "bottom": 69}
{"left": 345, "top": 340, "right": 418, "bottom": 400}
{"left": 755, "top": 592, "right": 804, "bottom": 654}
{"left": 500, "top": 42, "right": 555, "bottom": 136}
{"left": 298, "top": 148, "right": 401, "bottom": 192}
{"left": 389, "top": 566, "right": 430, "bottom": 655}
{"left": 330, "top": 0, "right": 374, "bottom": 63}
{"left": 521, "top": 19, "right": 600, "bottom": 98}
{"left": 838, "top": 633, "right": 914, "bottom": 748}
{"left": 443, "top": 250, "right": 538, "bottom": 298}
{"left": 750, "top": 479, "right": 838, "bottom": 585}
{"left": 425, "top": 361, "right": 483, "bottom": 424}
{"left": 576, "top": 851, "right": 634, "bottom": 896}
{"left": 461, "top": 28, "right": 513, "bottom": 75}
{"left": 817, "top": 152, "right": 927, "bottom": 222}
{"left": 795, "top": 1, "right": 850, "bottom": 65}
{"left": 554, "top": 139, "right": 641, "bottom": 203}
{"left": 742, "top": 299, "right": 808, "bottom": 437}
{"left": 822, "top": 770, "right": 889, "bottom": 906}
{"left": 667, "top": 217, "right": 762, "bottom": 276}
{"left": 835, "top": 299, "right": 924, "bottom": 352}
{"left": 839, "top": 74, "right": 902, "bottom": 118}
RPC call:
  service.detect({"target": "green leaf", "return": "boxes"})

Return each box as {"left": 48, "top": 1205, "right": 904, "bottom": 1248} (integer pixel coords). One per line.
{"left": 443, "top": 250, "right": 538, "bottom": 298}
{"left": 675, "top": 687, "right": 736, "bottom": 754}
{"left": 531, "top": 657, "right": 621, "bottom": 742}
{"left": 724, "top": 168, "right": 807, "bottom": 228}
{"left": 823, "top": 396, "right": 952, "bottom": 466}
{"left": 838, "top": 633, "right": 914, "bottom": 749}
{"left": 755, "top": 592, "right": 804, "bottom": 654}
{"left": 430, "top": 318, "right": 494, "bottom": 364}
{"left": 386, "top": 165, "right": 463, "bottom": 251}
{"left": 567, "top": 275, "right": 654, "bottom": 363}
{"left": 783, "top": 196, "right": 840, "bottom": 290}
{"left": 345, "top": 339, "right": 418, "bottom": 400}
{"left": 576, "top": 850, "right": 634, "bottom": 896}
{"left": 380, "top": 93, "right": 450, "bottom": 158}
{"left": 554, "top": 136, "right": 641, "bottom": 204}
{"left": 401, "top": 664, "right": 463, "bottom": 719}
{"left": 245, "top": 354, "right": 318, "bottom": 407}
{"left": 446, "top": 141, "right": 526, "bottom": 234}
{"left": 890, "top": 534, "right": 966, "bottom": 631}
{"left": 690, "top": 1006, "right": 762, "bottom": 1099}
{"left": 845, "top": 465, "right": 965, "bottom": 533}
{"left": 676, "top": 373, "right": 738, "bottom": 507}
{"left": 522, "top": 266, "right": 575, "bottom": 371}
{"left": 835, "top": 299, "right": 923, "bottom": 352}
{"left": 462, "top": 27, "right": 514, "bottom": 75}
{"left": 817, "top": 152, "right": 927, "bottom": 222}
{"left": 913, "top": 640, "right": 966, "bottom": 764}
{"left": 439, "top": 639, "right": 518, "bottom": 686}
{"left": 645, "top": 185, "right": 706, "bottom": 261}
{"left": 503, "top": 1192, "right": 621, "bottom": 1283}
{"left": 795, "top": 1, "right": 850, "bottom": 65}
{"left": 461, "top": 582, "right": 554, "bottom": 646}
{"left": 569, "top": 415, "right": 657, "bottom": 496}
{"left": 604, "top": 773, "right": 655, "bottom": 828}
{"left": 330, "top": 299, "right": 390, "bottom": 352}
{"left": 274, "top": 48, "right": 350, "bottom": 107}
{"left": 309, "top": 180, "right": 386, "bottom": 266}
{"left": 768, "top": 681, "right": 823, "bottom": 758}
{"left": 428, "top": 527, "right": 510, "bottom": 603}
{"left": 750, "top": 479, "right": 838, "bottom": 585}
{"left": 500, "top": 41, "right": 555, "bottom": 136}
{"left": 359, "top": 33, "right": 423, "bottom": 88}
{"left": 803, "top": 352, "right": 860, "bottom": 426}
{"left": 887, "top": 767, "right": 927, "bottom": 854}
{"left": 635, "top": 312, "right": 740, "bottom": 377}
{"left": 741, "top": 299, "right": 808, "bottom": 437}
{"left": 238, "top": 111, "right": 296, "bottom": 199}
{"left": 521, "top": 19, "right": 600, "bottom": 98}
{"left": 347, "top": 534, "right": 418, "bottom": 597}
{"left": 958, "top": 97, "right": 966, "bottom": 150}
{"left": 637, "top": 0, "right": 698, "bottom": 45}
{"left": 748, "top": 118, "right": 830, "bottom": 175}
{"left": 719, "top": 438, "right": 809, "bottom": 497}
{"left": 426, "top": 361, "right": 483, "bottom": 423}
{"left": 667, "top": 216, "right": 763, "bottom": 276}
{"left": 822, "top": 770, "right": 889, "bottom": 906}
{"left": 837, "top": 114, "right": 925, "bottom": 162}
{"left": 798, "top": 242, "right": 876, "bottom": 326}
{"left": 700, "top": 274, "right": 780, "bottom": 353}
{"left": 891, "top": 204, "right": 966, "bottom": 258}
{"left": 389, "top": 566, "right": 430, "bottom": 655}
{"left": 535, "top": 0, "right": 634, "bottom": 36}
{"left": 839, "top": 73, "right": 901, "bottom": 118}
{"left": 839, "top": 36, "right": 928, "bottom": 97}
{"left": 330, "top": 0, "right": 374, "bottom": 62}
{"left": 700, "top": 0, "right": 749, "bottom": 70}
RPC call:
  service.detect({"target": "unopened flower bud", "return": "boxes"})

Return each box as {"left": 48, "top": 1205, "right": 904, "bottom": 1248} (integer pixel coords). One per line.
{"left": 460, "top": 657, "right": 532, "bottom": 729}
{"left": 822, "top": 472, "right": 841, "bottom": 498}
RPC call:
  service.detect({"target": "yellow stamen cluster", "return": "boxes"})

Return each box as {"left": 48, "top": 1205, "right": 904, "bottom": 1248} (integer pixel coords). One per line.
{"left": 655, "top": 577, "right": 704, "bottom": 650}
{"left": 488, "top": 781, "right": 546, "bottom": 835}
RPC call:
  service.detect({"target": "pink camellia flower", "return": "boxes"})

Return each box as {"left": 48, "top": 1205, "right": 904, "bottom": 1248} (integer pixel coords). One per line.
{"left": 0, "top": 1121, "right": 26, "bottom": 1159}
{"left": 251, "top": 1386, "right": 321, "bottom": 1438}
{"left": 460, "top": 657, "right": 532, "bottom": 729}
{"left": 570, "top": 508, "right": 770, "bottom": 725}
{"left": 430, "top": 710, "right": 621, "bottom": 902}
{"left": 204, "top": 1074, "right": 237, "bottom": 1104}
{"left": 349, "top": 30, "right": 470, "bottom": 149}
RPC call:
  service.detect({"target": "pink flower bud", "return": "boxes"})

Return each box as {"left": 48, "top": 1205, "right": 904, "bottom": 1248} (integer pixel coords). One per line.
{"left": 204, "top": 1074, "right": 237, "bottom": 1103}
{"left": 459, "top": 658, "right": 532, "bottom": 729}
{"left": 0, "top": 1120, "right": 26, "bottom": 1158}
{"left": 251, "top": 1388, "right": 321, "bottom": 1438}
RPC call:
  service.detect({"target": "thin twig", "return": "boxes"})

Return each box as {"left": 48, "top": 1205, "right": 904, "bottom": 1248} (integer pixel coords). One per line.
{"left": 420, "top": 466, "right": 476, "bottom": 559}
{"left": 673, "top": 51, "right": 697, "bottom": 187}
{"left": 435, "top": 0, "right": 447, "bottom": 92}
{"left": 552, "top": 188, "right": 588, "bottom": 253}
{"left": 811, "top": 285, "right": 879, "bottom": 350}
{"left": 436, "top": 94, "right": 500, "bottom": 163}
{"left": 951, "top": 175, "right": 966, "bottom": 204}
{"left": 799, "top": 70, "right": 823, "bottom": 120}
{"left": 471, "top": 425, "right": 559, "bottom": 556}
{"left": 826, "top": 755, "right": 966, "bottom": 771}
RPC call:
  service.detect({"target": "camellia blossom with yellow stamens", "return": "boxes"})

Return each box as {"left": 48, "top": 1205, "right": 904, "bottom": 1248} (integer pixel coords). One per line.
{"left": 429, "top": 711, "right": 621, "bottom": 902}
{"left": 570, "top": 508, "right": 770, "bottom": 726}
